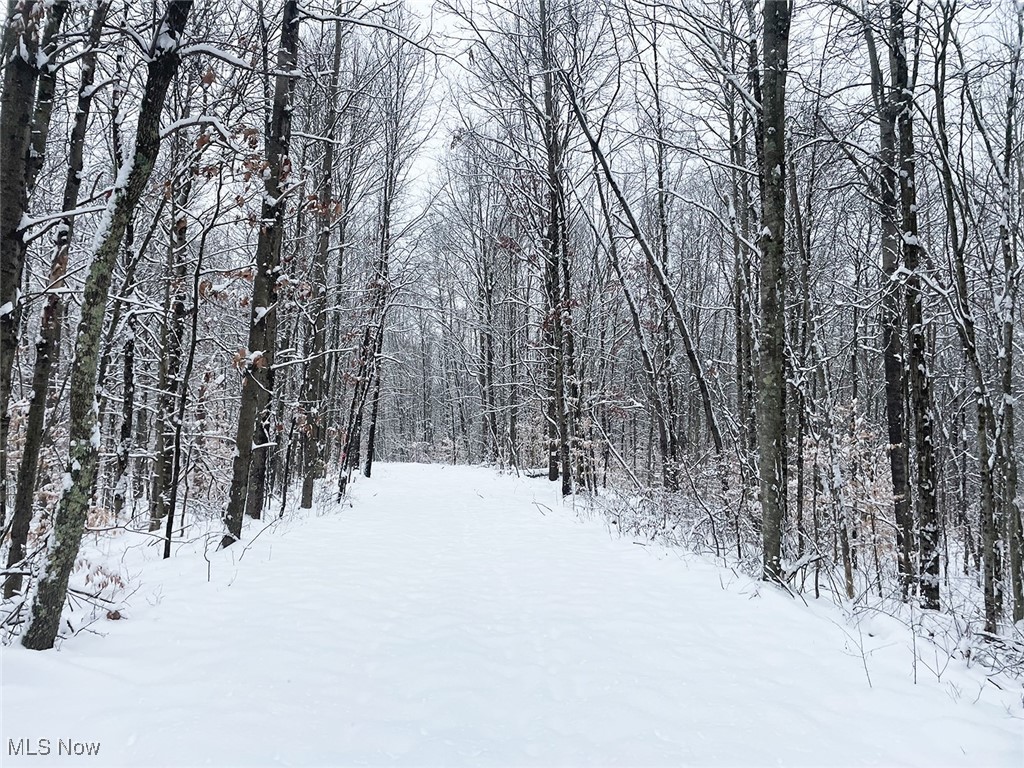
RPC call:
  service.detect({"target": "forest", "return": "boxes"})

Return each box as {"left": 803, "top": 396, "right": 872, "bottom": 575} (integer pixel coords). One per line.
{"left": 0, "top": 0, "right": 1021, "bottom": 669}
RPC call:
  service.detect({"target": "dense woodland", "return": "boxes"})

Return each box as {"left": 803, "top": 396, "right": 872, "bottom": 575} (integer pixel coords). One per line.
{"left": 0, "top": 0, "right": 1021, "bottom": 655}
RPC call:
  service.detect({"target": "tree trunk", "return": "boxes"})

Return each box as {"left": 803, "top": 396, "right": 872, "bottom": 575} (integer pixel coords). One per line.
{"left": 4, "top": 2, "right": 107, "bottom": 598}
{"left": 222, "top": 0, "right": 298, "bottom": 547}
{"left": 756, "top": 0, "right": 791, "bottom": 583}
{"left": 864, "top": 16, "right": 915, "bottom": 596}
{"left": 150, "top": 164, "right": 192, "bottom": 530}
{"left": 299, "top": 9, "right": 343, "bottom": 508}
{"left": 889, "top": 0, "right": 939, "bottom": 611}
{"left": 363, "top": 354, "right": 384, "bottom": 477}
{"left": 999, "top": 1, "right": 1023, "bottom": 623}
{"left": 0, "top": 0, "right": 64, "bottom": 526}
{"left": 21, "top": 0, "right": 192, "bottom": 651}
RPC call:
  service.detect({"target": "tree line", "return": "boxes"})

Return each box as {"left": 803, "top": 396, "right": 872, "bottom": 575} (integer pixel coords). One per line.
{"left": 0, "top": 0, "right": 1020, "bottom": 651}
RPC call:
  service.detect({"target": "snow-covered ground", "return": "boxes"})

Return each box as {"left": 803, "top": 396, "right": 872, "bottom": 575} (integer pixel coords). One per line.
{"left": 1, "top": 463, "right": 1021, "bottom": 767}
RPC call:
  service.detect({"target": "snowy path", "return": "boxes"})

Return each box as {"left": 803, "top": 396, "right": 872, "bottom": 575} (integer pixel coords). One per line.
{"left": 2, "top": 463, "right": 1021, "bottom": 767}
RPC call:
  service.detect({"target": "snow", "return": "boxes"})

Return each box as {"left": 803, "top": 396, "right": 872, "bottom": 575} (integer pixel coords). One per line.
{"left": 178, "top": 43, "right": 253, "bottom": 70}
{"left": 1, "top": 463, "right": 1021, "bottom": 767}
{"left": 153, "top": 31, "right": 177, "bottom": 55}
{"left": 87, "top": 159, "right": 134, "bottom": 255}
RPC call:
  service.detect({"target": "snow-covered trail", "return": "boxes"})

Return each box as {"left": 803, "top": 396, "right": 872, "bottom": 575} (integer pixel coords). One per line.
{"left": 1, "top": 464, "right": 1021, "bottom": 767}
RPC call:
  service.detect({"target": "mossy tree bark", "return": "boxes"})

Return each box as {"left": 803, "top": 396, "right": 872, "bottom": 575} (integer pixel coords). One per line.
{"left": 4, "top": 0, "right": 106, "bottom": 600}
{"left": 21, "top": 0, "right": 192, "bottom": 651}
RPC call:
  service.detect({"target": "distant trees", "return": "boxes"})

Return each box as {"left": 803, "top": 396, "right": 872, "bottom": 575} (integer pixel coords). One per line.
{"left": 439, "top": 0, "right": 599, "bottom": 495}
{"left": 425, "top": 0, "right": 1021, "bottom": 626}
{"left": 339, "top": 5, "right": 428, "bottom": 488}
{"left": 918, "top": 0, "right": 1023, "bottom": 628}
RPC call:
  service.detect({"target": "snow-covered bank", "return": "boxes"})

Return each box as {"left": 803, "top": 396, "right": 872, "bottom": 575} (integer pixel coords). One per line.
{"left": 1, "top": 463, "right": 1021, "bottom": 766}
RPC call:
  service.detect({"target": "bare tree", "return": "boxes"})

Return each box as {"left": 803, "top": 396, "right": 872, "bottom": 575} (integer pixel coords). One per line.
{"left": 755, "top": 0, "right": 791, "bottom": 583}
{"left": 222, "top": 0, "right": 299, "bottom": 545}
{"left": 21, "top": 0, "right": 193, "bottom": 650}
